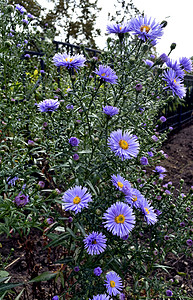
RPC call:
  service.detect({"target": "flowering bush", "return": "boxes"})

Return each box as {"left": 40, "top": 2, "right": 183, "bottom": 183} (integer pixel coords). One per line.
{"left": 0, "top": 1, "right": 193, "bottom": 299}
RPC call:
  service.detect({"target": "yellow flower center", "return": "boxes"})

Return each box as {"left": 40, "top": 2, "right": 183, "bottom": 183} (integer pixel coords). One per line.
{"left": 110, "top": 280, "right": 116, "bottom": 287}
{"left": 174, "top": 78, "right": 177, "bottom": 84}
{"left": 120, "top": 27, "right": 122, "bottom": 30}
{"left": 119, "top": 139, "right": 129, "bottom": 150}
{"left": 101, "top": 73, "right": 106, "bottom": 76}
{"left": 73, "top": 196, "right": 81, "bottom": 204}
{"left": 65, "top": 58, "right": 73, "bottom": 62}
{"left": 140, "top": 25, "right": 151, "bottom": 33}
{"left": 132, "top": 195, "right": 137, "bottom": 202}
{"left": 117, "top": 181, "right": 124, "bottom": 188}
{"left": 144, "top": 207, "right": 150, "bottom": 214}
{"left": 115, "top": 214, "right": 125, "bottom": 223}
{"left": 92, "top": 240, "right": 97, "bottom": 244}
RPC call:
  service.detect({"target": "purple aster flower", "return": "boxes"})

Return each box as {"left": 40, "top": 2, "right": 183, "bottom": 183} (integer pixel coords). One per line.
{"left": 125, "top": 188, "right": 145, "bottom": 209}
{"left": 89, "top": 295, "right": 111, "bottom": 300}
{"left": 83, "top": 231, "right": 107, "bottom": 255}
{"left": 103, "top": 106, "right": 119, "bottom": 117}
{"left": 28, "top": 140, "right": 35, "bottom": 146}
{"left": 111, "top": 174, "right": 131, "bottom": 193}
{"left": 144, "top": 59, "right": 154, "bottom": 67}
{"left": 186, "top": 207, "right": 190, "bottom": 212}
{"left": 163, "top": 69, "right": 186, "bottom": 99}
{"left": 108, "top": 129, "right": 139, "bottom": 161}
{"left": 52, "top": 297, "right": 59, "bottom": 300}
{"left": 106, "top": 22, "right": 131, "bottom": 34}
{"left": 129, "top": 15, "right": 163, "bottom": 42}
{"left": 45, "top": 217, "right": 54, "bottom": 225}
{"left": 7, "top": 176, "right": 19, "bottom": 186}
{"left": 37, "top": 99, "right": 60, "bottom": 112}
{"left": 38, "top": 181, "right": 45, "bottom": 189}
{"left": 24, "top": 54, "right": 30, "bottom": 58}
{"left": 62, "top": 185, "right": 92, "bottom": 214}
{"left": 66, "top": 104, "right": 74, "bottom": 110}
{"left": 180, "top": 222, "right": 185, "bottom": 227}
{"left": 159, "top": 53, "right": 169, "bottom": 63}
{"left": 166, "top": 59, "right": 185, "bottom": 78}
{"left": 179, "top": 57, "right": 192, "bottom": 72}
{"left": 165, "top": 189, "right": 171, "bottom": 195}
{"left": 94, "top": 267, "right": 103, "bottom": 276}
{"left": 152, "top": 135, "right": 158, "bottom": 142}
{"left": 68, "top": 216, "right": 73, "bottom": 223}
{"left": 69, "top": 137, "right": 80, "bottom": 147}
{"left": 22, "top": 19, "right": 28, "bottom": 25}
{"left": 14, "top": 193, "right": 29, "bottom": 207}
{"left": 94, "top": 65, "right": 118, "bottom": 84}
{"left": 74, "top": 266, "right": 80, "bottom": 272}
{"left": 140, "top": 156, "right": 149, "bottom": 165}
{"left": 166, "top": 290, "right": 173, "bottom": 297}
{"left": 135, "top": 83, "right": 143, "bottom": 91}
{"left": 73, "top": 153, "right": 79, "bottom": 161}
{"left": 27, "top": 13, "right": 34, "bottom": 19}
{"left": 103, "top": 202, "right": 135, "bottom": 238}
{"left": 160, "top": 116, "right": 166, "bottom": 123}
{"left": 148, "top": 151, "right": 154, "bottom": 157}
{"left": 15, "top": 4, "right": 26, "bottom": 14}
{"left": 150, "top": 54, "right": 155, "bottom": 59}
{"left": 154, "top": 209, "right": 162, "bottom": 216}
{"left": 140, "top": 198, "right": 157, "bottom": 225}
{"left": 119, "top": 294, "right": 126, "bottom": 300}
{"left": 154, "top": 166, "right": 166, "bottom": 174}
{"left": 40, "top": 70, "right": 45, "bottom": 74}
{"left": 164, "top": 235, "right": 170, "bottom": 241}
{"left": 186, "top": 239, "right": 193, "bottom": 247}
{"left": 105, "top": 271, "right": 123, "bottom": 296}
{"left": 53, "top": 52, "right": 86, "bottom": 70}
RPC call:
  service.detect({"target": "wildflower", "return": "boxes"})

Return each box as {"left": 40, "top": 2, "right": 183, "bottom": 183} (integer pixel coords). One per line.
{"left": 140, "top": 156, "right": 149, "bottom": 165}
{"left": 154, "top": 209, "right": 162, "bottom": 216}
{"left": 15, "top": 4, "right": 26, "bottom": 14}
{"left": 89, "top": 295, "right": 111, "bottom": 300}
{"left": 94, "top": 267, "right": 103, "bottom": 276}
{"left": 166, "top": 59, "right": 184, "bottom": 78}
{"left": 144, "top": 59, "right": 154, "bottom": 67}
{"left": 140, "top": 198, "right": 157, "bottom": 225}
{"left": 159, "top": 53, "right": 169, "bottom": 63}
{"left": 152, "top": 135, "right": 158, "bottom": 141}
{"left": 163, "top": 69, "right": 186, "bottom": 99}
{"left": 22, "top": 19, "right": 28, "bottom": 25}
{"left": 46, "top": 217, "right": 54, "bottom": 225}
{"left": 62, "top": 185, "right": 92, "bottom": 214}
{"left": 40, "top": 70, "right": 45, "bottom": 74}
{"left": 94, "top": 65, "right": 118, "bottom": 84}
{"left": 73, "top": 153, "right": 79, "bottom": 161}
{"left": 180, "top": 222, "right": 185, "bottom": 227}
{"left": 69, "top": 137, "right": 80, "bottom": 147}
{"left": 160, "top": 116, "right": 167, "bottom": 123}
{"left": 108, "top": 129, "right": 139, "bottom": 161}
{"left": 154, "top": 166, "right": 166, "bottom": 174}
{"left": 103, "top": 106, "right": 119, "bottom": 117}
{"left": 37, "top": 99, "right": 60, "bottom": 112}
{"left": 27, "top": 13, "right": 34, "bottom": 19}
{"left": 105, "top": 271, "right": 123, "bottom": 296}
{"left": 74, "top": 266, "right": 80, "bottom": 272}
{"left": 83, "top": 231, "right": 107, "bottom": 255}
{"left": 52, "top": 296, "right": 59, "bottom": 300}
{"left": 103, "top": 202, "right": 135, "bottom": 238}
{"left": 166, "top": 290, "right": 173, "bottom": 297}
{"left": 165, "top": 189, "right": 171, "bottom": 195}
{"left": 179, "top": 57, "right": 192, "bottom": 72}
{"left": 186, "top": 239, "right": 193, "bottom": 247}
{"left": 38, "top": 181, "right": 45, "bottom": 189}
{"left": 14, "top": 193, "right": 29, "bottom": 207}
{"left": 53, "top": 52, "right": 86, "bottom": 70}
{"left": 106, "top": 22, "right": 131, "bottom": 34}
{"left": 119, "top": 294, "right": 126, "bottom": 300}
{"left": 68, "top": 216, "right": 73, "bottom": 223}
{"left": 129, "top": 15, "right": 163, "bottom": 42}
{"left": 186, "top": 207, "right": 190, "bottom": 212}
{"left": 66, "top": 104, "right": 74, "bottom": 110}
{"left": 148, "top": 151, "right": 154, "bottom": 157}
{"left": 135, "top": 83, "right": 143, "bottom": 91}
{"left": 125, "top": 188, "right": 145, "bottom": 209}
{"left": 28, "top": 140, "right": 35, "bottom": 146}
{"left": 150, "top": 54, "right": 155, "bottom": 59}
{"left": 24, "top": 54, "right": 30, "bottom": 58}
{"left": 111, "top": 174, "right": 131, "bottom": 193}
{"left": 164, "top": 235, "right": 170, "bottom": 241}
{"left": 7, "top": 176, "right": 19, "bottom": 186}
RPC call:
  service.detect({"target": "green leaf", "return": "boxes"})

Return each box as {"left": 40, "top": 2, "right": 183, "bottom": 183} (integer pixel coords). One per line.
{"left": 0, "top": 283, "right": 23, "bottom": 292}
{"left": 29, "top": 271, "right": 58, "bottom": 283}
{"left": 75, "top": 222, "right": 86, "bottom": 237}
{"left": 0, "top": 271, "right": 9, "bottom": 278}
{"left": 15, "top": 288, "right": 25, "bottom": 300}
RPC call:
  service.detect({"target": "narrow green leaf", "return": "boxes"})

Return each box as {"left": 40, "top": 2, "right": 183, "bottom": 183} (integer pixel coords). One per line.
{"left": 29, "top": 271, "right": 57, "bottom": 283}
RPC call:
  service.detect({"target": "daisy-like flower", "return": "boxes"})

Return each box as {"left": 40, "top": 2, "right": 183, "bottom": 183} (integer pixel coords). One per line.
{"left": 129, "top": 15, "right": 163, "bottom": 42}
{"left": 163, "top": 69, "right": 186, "bottom": 99}
{"left": 179, "top": 57, "right": 192, "bottom": 72}
{"left": 83, "top": 231, "right": 107, "bottom": 255}
{"left": 7, "top": 176, "right": 19, "bottom": 186}
{"left": 89, "top": 294, "right": 111, "bottom": 300}
{"left": 94, "top": 65, "right": 118, "bottom": 84}
{"left": 106, "top": 22, "right": 131, "bottom": 34}
{"left": 108, "top": 129, "right": 139, "bottom": 161}
{"left": 103, "top": 106, "right": 119, "bottom": 117}
{"left": 139, "top": 198, "right": 157, "bottom": 225}
{"left": 166, "top": 59, "right": 184, "bottom": 78}
{"left": 154, "top": 166, "right": 166, "bottom": 174}
{"left": 125, "top": 188, "right": 145, "bottom": 209}
{"left": 53, "top": 53, "right": 86, "bottom": 70}
{"left": 15, "top": 4, "right": 26, "bottom": 14}
{"left": 105, "top": 271, "right": 123, "bottom": 296}
{"left": 111, "top": 174, "right": 131, "bottom": 193}
{"left": 62, "top": 185, "right": 92, "bottom": 214}
{"left": 103, "top": 202, "right": 135, "bottom": 238}
{"left": 37, "top": 99, "right": 60, "bottom": 112}
{"left": 144, "top": 59, "right": 154, "bottom": 67}
{"left": 14, "top": 193, "right": 29, "bottom": 207}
